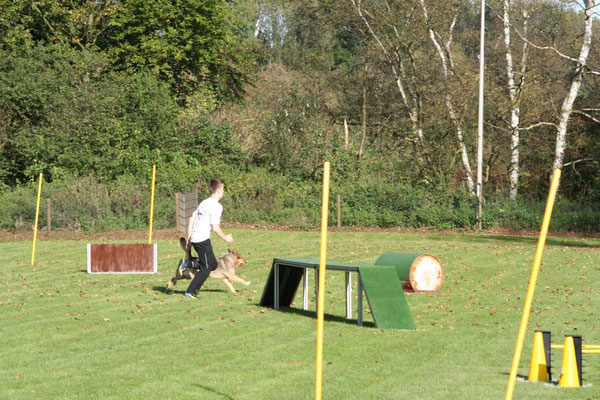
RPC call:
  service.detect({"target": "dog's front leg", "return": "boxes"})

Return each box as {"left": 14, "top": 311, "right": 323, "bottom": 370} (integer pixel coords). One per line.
{"left": 222, "top": 278, "right": 237, "bottom": 294}
{"left": 230, "top": 274, "right": 251, "bottom": 287}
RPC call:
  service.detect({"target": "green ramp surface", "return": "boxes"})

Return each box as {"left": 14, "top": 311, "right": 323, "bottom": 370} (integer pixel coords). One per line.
{"left": 358, "top": 265, "right": 416, "bottom": 330}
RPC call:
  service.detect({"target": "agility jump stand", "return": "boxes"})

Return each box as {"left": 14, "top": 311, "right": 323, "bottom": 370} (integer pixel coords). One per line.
{"left": 175, "top": 190, "right": 198, "bottom": 234}
{"left": 259, "top": 252, "right": 443, "bottom": 330}
{"left": 528, "top": 330, "right": 600, "bottom": 387}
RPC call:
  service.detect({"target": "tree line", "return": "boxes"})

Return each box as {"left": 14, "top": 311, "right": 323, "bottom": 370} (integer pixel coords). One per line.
{"left": 0, "top": 1, "right": 599, "bottom": 222}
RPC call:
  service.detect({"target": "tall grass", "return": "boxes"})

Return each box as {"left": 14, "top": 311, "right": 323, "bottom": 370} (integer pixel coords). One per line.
{"left": 1, "top": 229, "right": 599, "bottom": 399}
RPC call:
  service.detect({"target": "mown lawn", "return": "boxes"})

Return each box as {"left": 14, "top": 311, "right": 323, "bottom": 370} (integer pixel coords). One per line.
{"left": 1, "top": 228, "right": 599, "bottom": 399}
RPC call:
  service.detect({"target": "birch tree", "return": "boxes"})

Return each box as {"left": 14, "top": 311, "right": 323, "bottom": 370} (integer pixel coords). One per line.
{"left": 493, "top": 0, "right": 598, "bottom": 194}
{"left": 348, "top": 0, "right": 429, "bottom": 166}
{"left": 418, "top": 0, "right": 475, "bottom": 195}
{"left": 500, "top": 0, "right": 530, "bottom": 200}
{"left": 552, "top": 0, "right": 596, "bottom": 171}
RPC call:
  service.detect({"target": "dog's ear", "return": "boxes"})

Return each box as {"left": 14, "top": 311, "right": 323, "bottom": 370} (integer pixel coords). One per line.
{"left": 228, "top": 248, "right": 232, "bottom": 253}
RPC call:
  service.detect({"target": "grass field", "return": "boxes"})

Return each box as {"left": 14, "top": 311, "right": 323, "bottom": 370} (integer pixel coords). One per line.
{"left": 1, "top": 228, "right": 599, "bottom": 399}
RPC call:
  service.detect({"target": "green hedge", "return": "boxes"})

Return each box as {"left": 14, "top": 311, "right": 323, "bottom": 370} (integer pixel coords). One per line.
{"left": 1, "top": 168, "right": 599, "bottom": 233}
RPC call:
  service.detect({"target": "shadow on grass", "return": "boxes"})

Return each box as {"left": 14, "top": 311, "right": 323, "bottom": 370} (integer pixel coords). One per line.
{"left": 193, "top": 384, "right": 235, "bottom": 400}
{"left": 152, "top": 286, "right": 226, "bottom": 295}
{"left": 438, "top": 234, "right": 600, "bottom": 249}
{"left": 499, "top": 372, "right": 549, "bottom": 385}
{"left": 268, "top": 305, "right": 376, "bottom": 328}
{"left": 500, "top": 372, "right": 528, "bottom": 379}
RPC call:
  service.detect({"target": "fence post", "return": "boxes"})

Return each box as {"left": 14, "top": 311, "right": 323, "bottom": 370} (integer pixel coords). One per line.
{"left": 175, "top": 193, "right": 182, "bottom": 230}
{"left": 46, "top": 198, "right": 51, "bottom": 233}
{"left": 337, "top": 194, "right": 341, "bottom": 228}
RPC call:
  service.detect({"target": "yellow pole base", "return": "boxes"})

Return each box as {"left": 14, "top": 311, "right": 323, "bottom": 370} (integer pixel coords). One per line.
{"left": 528, "top": 331, "right": 549, "bottom": 381}
{"left": 558, "top": 336, "right": 580, "bottom": 387}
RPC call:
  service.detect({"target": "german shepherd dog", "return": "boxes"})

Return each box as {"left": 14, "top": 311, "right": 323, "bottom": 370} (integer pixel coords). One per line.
{"left": 166, "top": 238, "right": 250, "bottom": 294}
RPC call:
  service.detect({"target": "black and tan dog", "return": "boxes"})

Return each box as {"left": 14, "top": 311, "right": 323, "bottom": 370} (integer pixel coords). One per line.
{"left": 166, "top": 238, "right": 250, "bottom": 294}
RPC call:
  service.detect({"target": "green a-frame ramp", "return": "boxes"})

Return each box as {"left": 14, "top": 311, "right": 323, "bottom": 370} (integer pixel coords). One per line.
{"left": 358, "top": 265, "right": 416, "bottom": 330}
{"left": 259, "top": 257, "right": 417, "bottom": 330}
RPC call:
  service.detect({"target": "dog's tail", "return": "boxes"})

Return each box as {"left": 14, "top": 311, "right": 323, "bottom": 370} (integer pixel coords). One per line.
{"left": 166, "top": 276, "right": 177, "bottom": 290}
{"left": 180, "top": 237, "right": 192, "bottom": 260}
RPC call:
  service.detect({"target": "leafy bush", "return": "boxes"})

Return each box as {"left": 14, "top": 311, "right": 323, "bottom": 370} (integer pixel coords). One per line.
{"left": 1, "top": 167, "right": 600, "bottom": 233}
{"left": 0, "top": 44, "right": 248, "bottom": 189}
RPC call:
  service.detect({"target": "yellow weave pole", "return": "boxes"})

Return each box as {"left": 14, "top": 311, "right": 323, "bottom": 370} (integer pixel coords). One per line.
{"left": 148, "top": 164, "right": 156, "bottom": 244}
{"left": 31, "top": 172, "right": 43, "bottom": 265}
{"left": 505, "top": 168, "right": 561, "bottom": 400}
{"left": 315, "top": 161, "right": 331, "bottom": 400}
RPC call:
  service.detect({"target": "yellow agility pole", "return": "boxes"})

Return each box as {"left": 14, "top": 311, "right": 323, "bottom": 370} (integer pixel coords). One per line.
{"left": 148, "top": 164, "right": 156, "bottom": 244}
{"left": 552, "top": 344, "right": 600, "bottom": 350}
{"left": 505, "top": 168, "right": 561, "bottom": 400}
{"left": 31, "top": 172, "right": 43, "bottom": 265}
{"left": 581, "top": 349, "right": 600, "bottom": 354}
{"left": 315, "top": 161, "right": 331, "bottom": 400}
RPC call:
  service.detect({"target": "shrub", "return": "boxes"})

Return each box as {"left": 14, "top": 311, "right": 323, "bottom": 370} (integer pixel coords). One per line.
{"left": 1, "top": 168, "right": 600, "bottom": 233}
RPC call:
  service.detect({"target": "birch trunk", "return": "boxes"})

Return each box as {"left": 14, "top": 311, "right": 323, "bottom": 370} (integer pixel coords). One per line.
{"left": 503, "top": 0, "right": 529, "bottom": 200}
{"left": 419, "top": 0, "right": 475, "bottom": 195}
{"left": 359, "top": 80, "right": 367, "bottom": 159}
{"left": 553, "top": 0, "right": 594, "bottom": 170}
{"left": 343, "top": 118, "right": 349, "bottom": 151}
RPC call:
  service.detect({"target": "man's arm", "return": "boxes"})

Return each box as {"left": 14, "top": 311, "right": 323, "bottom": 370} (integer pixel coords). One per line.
{"left": 186, "top": 215, "right": 196, "bottom": 248}
{"left": 212, "top": 224, "right": 234, "bottom": 243}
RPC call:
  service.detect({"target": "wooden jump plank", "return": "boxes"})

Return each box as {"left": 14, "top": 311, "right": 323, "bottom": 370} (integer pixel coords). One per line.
{"left": 87, "top": 244, "right": 157, "bottom": 274}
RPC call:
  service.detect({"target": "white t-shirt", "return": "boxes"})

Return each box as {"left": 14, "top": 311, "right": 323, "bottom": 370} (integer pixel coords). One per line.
{"left": 189, "top": 197, "right": 223, "bottom": 243}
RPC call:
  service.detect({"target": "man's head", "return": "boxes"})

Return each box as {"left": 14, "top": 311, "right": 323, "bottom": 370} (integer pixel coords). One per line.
{"left": 208, "top": 179, "right": 225, "bottom": 199}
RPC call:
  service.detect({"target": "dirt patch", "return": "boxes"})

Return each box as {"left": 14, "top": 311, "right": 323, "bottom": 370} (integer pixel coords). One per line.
{"left": 228, "top": 222, "right": 600, "bottom": 238}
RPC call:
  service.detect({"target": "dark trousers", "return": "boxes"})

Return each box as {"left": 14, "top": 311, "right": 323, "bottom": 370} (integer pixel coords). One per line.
{"left": 185, "top": 239, "right": 218, "bottom": 295}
